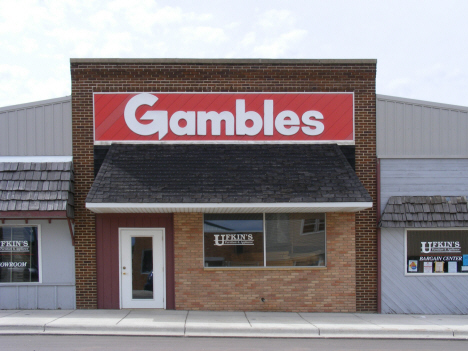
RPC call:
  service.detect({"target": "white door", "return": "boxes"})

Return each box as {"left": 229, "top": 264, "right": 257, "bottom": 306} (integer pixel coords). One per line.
{"left": 120, "top": 228, "right": 165, "bottom": 308}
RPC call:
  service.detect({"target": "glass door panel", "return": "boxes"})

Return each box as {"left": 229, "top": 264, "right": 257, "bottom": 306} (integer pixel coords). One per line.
{"left": 131, "top": 236, "right": 153, "bottom": 300}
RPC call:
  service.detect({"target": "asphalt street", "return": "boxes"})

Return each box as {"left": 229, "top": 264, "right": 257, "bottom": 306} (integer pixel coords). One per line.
{"left": 1, "top": 335, "right": 468, "bottom": 351}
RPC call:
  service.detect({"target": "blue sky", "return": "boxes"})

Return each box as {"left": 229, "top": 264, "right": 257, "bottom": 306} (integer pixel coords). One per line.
{"left": 1, "top": 0, "right": 467, "bottom": 107}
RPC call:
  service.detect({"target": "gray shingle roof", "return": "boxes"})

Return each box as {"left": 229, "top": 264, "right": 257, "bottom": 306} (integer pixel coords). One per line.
{"left": 86, "top": 143, "right": 371, "bottom": 204}
{"left": 379, "top": 196, "right": 468, "bottom": 228}
{"left": 0, "top": 162, "right": 74, "bottom": 218}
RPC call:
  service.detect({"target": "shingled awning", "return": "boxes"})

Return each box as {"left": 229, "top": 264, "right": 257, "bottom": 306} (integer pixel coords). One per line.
{"left": 86, "top": 144, "right": 372, "bottom": 214}
{"left": 379, "top": 196, "right": 468, "bottom": 228}
{"left": 0, "top": 162, "right": 74, "bottom": 219}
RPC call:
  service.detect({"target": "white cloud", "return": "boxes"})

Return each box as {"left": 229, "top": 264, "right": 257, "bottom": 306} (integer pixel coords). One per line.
{"left": 180, "top": 26, "right": 228, "bottom": 44}
{"left": 253, "top": 29, "right": 307, "bottom": 58}
{"left": 241, "top": 32, "right": 256, "bottom": 47}
{"left": 0, "top": 64, "right": 29, "bottom": 80}
{"left": 259, "top": 9, "right": 294, "bottom": 28}
{"left": 96, "top": 32, "right": 135, "bottom": 57}
{"left": 25, "top": 76, "right": 70, "bottom": 102}
{"left": 20, "top": 37, "right": 40, "bottom": 54}
{"left": 0, "top": 64, "right": 31, "bottom": 106}
{"left": 387, "top": 77, "right": 412, "bottom": 91}
{"left": 46, "top": 27, "right": 97, "bottom": 56}
{"left": 88, "top": 10, "right": 117, "bottom": 31}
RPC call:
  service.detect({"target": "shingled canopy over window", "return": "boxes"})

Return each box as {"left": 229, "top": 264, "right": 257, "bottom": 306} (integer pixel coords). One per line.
{"left": 86, "top": 143, "right": 372, "bottom": 214}
{"left": 379, "top": 196, "right": 468, "bottom": 228}
{"left": 0, "top": 162, "right": 74, "bottom": 219}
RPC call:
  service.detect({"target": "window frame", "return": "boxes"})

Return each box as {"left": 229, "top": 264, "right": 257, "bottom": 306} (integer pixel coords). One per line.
{"left": 404, "top": 228, "right": 468, "bottom": 276}
{"left": 203, "top": 213, "right": 327, "bottom": 269}
{"left": 0, "top": 224, "right": 42, "bottom": 284}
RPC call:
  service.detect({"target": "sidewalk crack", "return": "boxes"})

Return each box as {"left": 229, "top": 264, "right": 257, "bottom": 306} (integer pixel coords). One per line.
{"left": 353, "top": 313, "right": 382, "bottom": 328}
{"left": 43, "top": 310, "right": 75, "bottom": 332}
{"left": 0, "top": 310, "right": 22, "bottom": 319}
{"left": 298, "top": 313, "right": 320, "bottom": 336}
{"left": 184, "top": 311, "right": 189, "bottom": 336}
{"left": 244, "top": 311, "right": 252, "bottom": 327}
{"left": 116, "top": 309, "right": 132, "bottom": 325}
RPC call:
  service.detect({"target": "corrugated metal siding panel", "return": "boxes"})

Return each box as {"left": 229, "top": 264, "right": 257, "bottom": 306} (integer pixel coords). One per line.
{"left": 377, "top": 95, "right": 468, "bottom": 158}
{"left": 381, "top": 228, "right": 468, "bottom": 314}
{"left": 0, "top": 285, "right": 75, "bottom": 309}
{"left": 380, "top": 159, "right": 468, "bottom": 214}
{"left": 0, "top": 97, "right": 71, "bottom": 156}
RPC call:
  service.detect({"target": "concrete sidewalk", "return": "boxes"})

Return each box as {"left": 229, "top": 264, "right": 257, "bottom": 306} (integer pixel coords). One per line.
{"left": 1, "top": 309, "right": 468, "bottom": 339}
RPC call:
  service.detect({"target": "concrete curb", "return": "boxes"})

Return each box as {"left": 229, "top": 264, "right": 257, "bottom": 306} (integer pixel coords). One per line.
{"left": 1, "top": 310, "right": 468, "bottom": 339}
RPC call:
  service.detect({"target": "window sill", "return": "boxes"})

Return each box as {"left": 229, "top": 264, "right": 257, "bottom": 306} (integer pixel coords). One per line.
{"left": 203, "top": 266, "right": 327, "bottom": 271}
{"left": 405, "top": 273, "right": 468, "bottom": 276}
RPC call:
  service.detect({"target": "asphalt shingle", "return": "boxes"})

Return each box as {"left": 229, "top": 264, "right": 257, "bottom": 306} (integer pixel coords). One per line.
{"left": 86, "top": 143, "right": 371, "bottom": 205}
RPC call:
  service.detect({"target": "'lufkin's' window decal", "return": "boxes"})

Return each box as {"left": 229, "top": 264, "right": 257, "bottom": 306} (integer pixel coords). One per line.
{"left": 407, "top": 230, "right": 468, "bottom": 274}
{"left": 93, "top": 93, "right": 354, "bottom": 144}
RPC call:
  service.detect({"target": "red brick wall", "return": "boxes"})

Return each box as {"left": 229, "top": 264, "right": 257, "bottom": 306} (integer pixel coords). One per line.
{"left": 174, "top": 212, "right": 356, "bottom": 312}
{"left": 70, "top": 59, "right": 377, "bottom": 311}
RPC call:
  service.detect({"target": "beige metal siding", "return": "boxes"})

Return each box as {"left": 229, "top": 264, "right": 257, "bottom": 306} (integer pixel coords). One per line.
{"left": 0, "top": 96, "right": 71, "bottom": 156}
{"left": 377, "top": 95, "right": 468, "bottom": 158}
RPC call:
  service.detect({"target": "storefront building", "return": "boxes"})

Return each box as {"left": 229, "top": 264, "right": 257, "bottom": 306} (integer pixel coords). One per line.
{"left": 4, "top": 61, "right": 468, "bottom": 314}
{"left": 71, "top": 59, "right": 378, "bottom": 312}
{"left": 0, "top": 97, "right": 76, "bottom": 309}
{"left": 377, "top": 95, "right": 468, "bottom": 314}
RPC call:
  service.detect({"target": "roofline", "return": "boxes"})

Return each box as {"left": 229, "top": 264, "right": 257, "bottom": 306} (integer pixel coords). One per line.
{"left": 86, "top": 202, "right": 373, "bottom": 214}
{"left": 0, "top": 210, "right": 69, "bottom": 219}
{"left": 0, "top": 156, "right": 73, "bottom": 162}
{"left": 0, "top": 96, "right": 71, "bottom": 112}
{"left": 71, "top": 58, "right": 377, "bottom": 65}
{"left": 377, "top": 94, "right": 468, "bottom": 112}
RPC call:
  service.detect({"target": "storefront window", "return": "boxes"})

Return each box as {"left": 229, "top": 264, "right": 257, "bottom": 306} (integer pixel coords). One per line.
{"left": 0, "top": 226, "right": 40, "bottom": 283}
{"left": 266, "top": 213, "right": 325, "bottom": 266}
{"left": 407, "top": 230, "right": 468, "bottom": 274}
{"left": 204, "top": 213, "right": 326, "bottom": 268}
{"left": 204, "top": 214, "right": 264, "bottom": 267}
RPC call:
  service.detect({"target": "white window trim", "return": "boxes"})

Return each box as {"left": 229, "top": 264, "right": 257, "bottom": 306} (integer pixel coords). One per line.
{"left": 0, "top": 224, "right": 42, "bottom": 284}
{"left": 404, "top": 228, "right": 468, "bottom": 276}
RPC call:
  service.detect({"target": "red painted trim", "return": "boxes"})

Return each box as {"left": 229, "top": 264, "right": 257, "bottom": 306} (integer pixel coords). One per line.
{"left": 376, "top": 158, "right": 381, "bottom": 314}
{"left": 0, "top": 211, "right": 68, "bottom": 218}
{"left": 67, "top": 218, "right": 75, "bottom": 246}
{"left": 95, "top": 213, "right": 175, "bottom": 310}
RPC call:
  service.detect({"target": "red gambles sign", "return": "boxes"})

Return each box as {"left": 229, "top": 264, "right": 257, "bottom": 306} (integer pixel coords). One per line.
{"left": 93, "top": 93, "right": 354, "bottom": 143}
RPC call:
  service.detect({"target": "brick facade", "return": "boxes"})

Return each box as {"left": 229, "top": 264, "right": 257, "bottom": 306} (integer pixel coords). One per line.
{"left": 175, "top": 212, "right": 356, "bottom": 312}
{"left": 71, "top": 59, "right": 377, "bottom": 311}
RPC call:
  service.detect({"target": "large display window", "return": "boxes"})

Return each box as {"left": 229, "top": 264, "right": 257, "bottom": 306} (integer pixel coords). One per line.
{"left": 0, "top": 226, "right": 40, "bottom": 283}
{"left": 204, "top": 213, "right": 326, "bottom": 268}
{"left": 406, "top": 229, "right": 468, "bottom": 274}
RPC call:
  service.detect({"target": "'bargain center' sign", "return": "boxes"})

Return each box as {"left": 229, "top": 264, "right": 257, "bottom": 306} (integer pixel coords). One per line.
{"left": 93, "top": 93, "right": 354, "bottom": 143}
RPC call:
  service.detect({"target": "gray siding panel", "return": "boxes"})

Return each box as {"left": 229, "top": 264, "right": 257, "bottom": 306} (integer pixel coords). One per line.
{"left": 380, "top": 159, "right": 468, "bottom": 214}
{"left": 377, "top": 95, "right": 468, "bottom": 158}
{"left": 0, "top": 96, "right": 71, "bottom": 156}
{"left": 381, "top": 228, "right": 468, "bottom": 314}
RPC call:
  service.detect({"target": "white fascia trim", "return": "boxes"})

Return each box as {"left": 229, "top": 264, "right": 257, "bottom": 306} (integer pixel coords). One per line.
{"left": 0, "top": 156, "right": 73, "bottom": 162}
{"left": 86, "top": 202, "right": 373, "bottom": 212}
